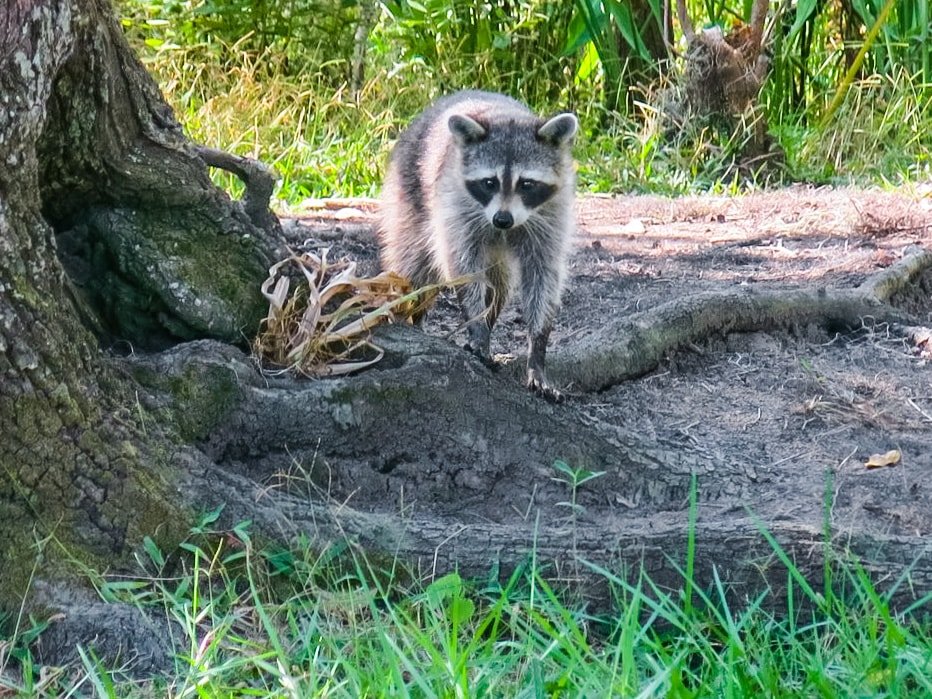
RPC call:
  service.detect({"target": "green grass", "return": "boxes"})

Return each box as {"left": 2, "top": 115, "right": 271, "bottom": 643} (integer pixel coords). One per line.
{"left": 787, "top": 68, "right": 932, "bottom": 185}
{"left": 3, "top": 507, "right": 932, "bottom": 697}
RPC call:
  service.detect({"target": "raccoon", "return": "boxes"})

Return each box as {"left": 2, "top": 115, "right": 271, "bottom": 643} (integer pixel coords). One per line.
{"left": 378, "top": 90, "right": 578, "bottom": 400}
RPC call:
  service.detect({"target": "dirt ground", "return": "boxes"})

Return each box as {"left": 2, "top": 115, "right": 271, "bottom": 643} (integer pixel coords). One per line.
{"left": 285, "top": 185, "right": 932, "bottom": 539}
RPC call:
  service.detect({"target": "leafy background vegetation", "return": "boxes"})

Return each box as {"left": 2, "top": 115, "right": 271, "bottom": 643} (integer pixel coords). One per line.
{"left": 119, "top": 0, "right": 930, "bottom": 202}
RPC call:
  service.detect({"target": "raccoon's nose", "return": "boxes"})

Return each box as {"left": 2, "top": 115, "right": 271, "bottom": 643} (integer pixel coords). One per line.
{"left": 492, "top": 211, "right": 514, "bottom": 230}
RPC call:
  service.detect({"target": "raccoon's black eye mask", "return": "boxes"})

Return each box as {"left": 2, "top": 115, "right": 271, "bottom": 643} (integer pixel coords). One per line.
{"left": 464, "top": 176, "right": 557, "bottom": 209}
{"left": 466, "top": 177, "right": 499, "bottom": 205}
{"left": 517, "top": 179, "right": 556, "bottom": 207}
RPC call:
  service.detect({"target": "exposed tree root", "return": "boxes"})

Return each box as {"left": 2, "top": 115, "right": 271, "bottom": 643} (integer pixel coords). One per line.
{"left": 550, "top": 248, "right": 932, "bottom": 392}
{"left": 195, "top": 145, "right": 282, "bottom": 234}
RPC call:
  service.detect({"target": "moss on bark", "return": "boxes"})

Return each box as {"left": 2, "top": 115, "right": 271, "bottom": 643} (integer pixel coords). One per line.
{"left": 60, "top": 205, "right": 270, "bottom": 347}
{"left": 129, "top": 353, "right": 246, "bottom": 443}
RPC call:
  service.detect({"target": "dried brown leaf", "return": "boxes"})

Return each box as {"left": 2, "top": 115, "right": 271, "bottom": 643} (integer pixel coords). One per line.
{"left": 252, "top": 248, "right": 439, "bottom": 377}
{"left": 864, "top": 449, "right": 901, "bottom": 469}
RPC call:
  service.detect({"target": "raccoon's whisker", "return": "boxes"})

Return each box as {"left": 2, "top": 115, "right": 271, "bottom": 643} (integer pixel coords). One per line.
{"left": 522, "top": 210, "right": 564, "bottom": 238}
{"left": 460, "top": 209, "right": 492, "bottom": 231}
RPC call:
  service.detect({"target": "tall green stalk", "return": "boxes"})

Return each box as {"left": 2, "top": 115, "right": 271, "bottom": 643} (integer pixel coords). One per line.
{"left": 572, "top": 0, "right": 625, "bottom": 111}
{"left": 820, "top": 0, "right": 898, "bottom": 127}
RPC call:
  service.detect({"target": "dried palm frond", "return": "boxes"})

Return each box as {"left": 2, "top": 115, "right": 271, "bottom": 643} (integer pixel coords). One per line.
{"left": 252, "top": 248, "right": 438, "bottom": 377}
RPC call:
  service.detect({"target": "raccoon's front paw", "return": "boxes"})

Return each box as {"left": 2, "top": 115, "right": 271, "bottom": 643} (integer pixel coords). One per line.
{"left": 526, "top": 369, "right": 564, "bottom": 403}
{"left": 464, "top": 342, "right": 499, "bottom": 371}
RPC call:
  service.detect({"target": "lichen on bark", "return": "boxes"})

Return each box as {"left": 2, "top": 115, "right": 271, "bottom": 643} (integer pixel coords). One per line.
{"left": 127, "top": 341, "right": 248, "bottom": 442}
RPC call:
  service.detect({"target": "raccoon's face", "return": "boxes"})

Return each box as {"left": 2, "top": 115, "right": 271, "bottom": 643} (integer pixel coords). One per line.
{"left": 449, "top": 112, "right": 577, "bottom": 231}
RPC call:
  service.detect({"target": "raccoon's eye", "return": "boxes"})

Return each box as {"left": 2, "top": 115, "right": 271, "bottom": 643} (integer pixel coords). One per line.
{"left": 518, "top": 179, "right": 541, "bottom": 192}
{"left": 516, "top": 178, "right": 556, "bottom": 206}
{"left": 481, "top": 177, "right": 498, "bottom": 191}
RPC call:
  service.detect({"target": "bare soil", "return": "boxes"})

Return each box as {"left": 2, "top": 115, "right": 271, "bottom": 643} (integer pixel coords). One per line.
{"left": 286, "top": 185, "right": 932, "bottom": 542}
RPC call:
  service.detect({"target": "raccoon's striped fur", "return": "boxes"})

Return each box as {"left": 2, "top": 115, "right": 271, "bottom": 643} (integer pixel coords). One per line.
{"left": 378, "top": 90, "right": 578, "bottom": 400}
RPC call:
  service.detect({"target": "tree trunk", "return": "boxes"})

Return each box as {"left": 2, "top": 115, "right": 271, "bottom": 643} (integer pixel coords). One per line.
{"left": 662, "top": 0, "right": 779, "bottom": 173}
{"left": 37, "top": 1, "right": 278, "bottom": 348}
{"left": 0, "top": 0, "right": 276, "bottom": 611}
{"left": 0, "top": 0, "right": 187, "bottom": 609}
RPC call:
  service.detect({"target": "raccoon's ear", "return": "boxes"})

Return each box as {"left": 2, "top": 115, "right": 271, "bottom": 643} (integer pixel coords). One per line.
{"left": 448, "top": 115, "right": 487, "bottom": 144}
{"left": 537, "top": 113, "right": 578, "bottom": 146}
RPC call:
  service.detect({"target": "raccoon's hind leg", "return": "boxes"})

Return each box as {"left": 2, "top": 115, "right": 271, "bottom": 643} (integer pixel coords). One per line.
{"left": 406, "top": 249, "right": 442, "bottom": 326}
{"left": 381, "top": 237, "right": 438, "bottom": 325}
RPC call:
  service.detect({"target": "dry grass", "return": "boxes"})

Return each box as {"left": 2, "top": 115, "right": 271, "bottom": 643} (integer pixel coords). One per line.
{"left": 253, "top": 248, "right": 436, "bottom": 377}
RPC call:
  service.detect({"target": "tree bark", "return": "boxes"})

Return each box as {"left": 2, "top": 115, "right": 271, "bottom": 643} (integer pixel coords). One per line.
{"left": 0, "top": 0, "right": 190, "bottom": 610}
{"left": 37, "top": 0, "right": 279, "bottom": 348}
{"left": 0, "top": 0, "right": 277, "bottom": 612}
